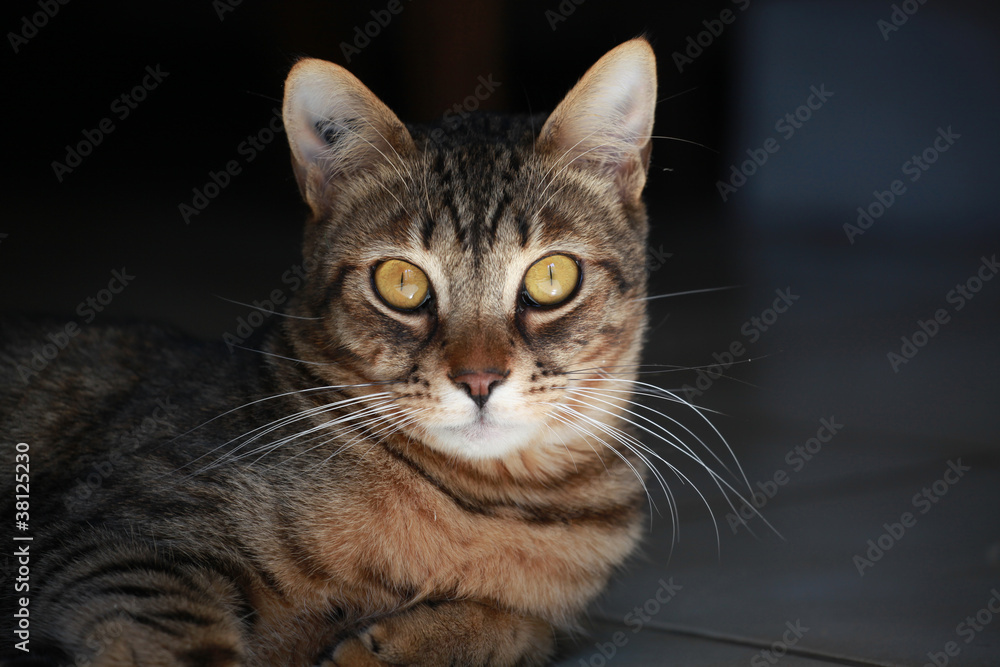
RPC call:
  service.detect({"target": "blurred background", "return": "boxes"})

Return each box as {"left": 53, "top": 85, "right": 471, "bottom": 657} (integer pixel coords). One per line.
{"left": 3, "top": 0, "right": 999, "bottom": 664}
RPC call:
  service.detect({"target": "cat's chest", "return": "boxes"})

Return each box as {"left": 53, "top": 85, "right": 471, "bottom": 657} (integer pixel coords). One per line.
{"left": 305, "top": 453, "right": 642, "bottom": 622}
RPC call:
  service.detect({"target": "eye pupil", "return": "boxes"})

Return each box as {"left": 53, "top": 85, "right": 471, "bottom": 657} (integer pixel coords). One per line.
{"left": 374, "top": 260, "right": 430, "bottom": 310}
{"left": 524, "top": 254, "right": 579, "bottom": 307}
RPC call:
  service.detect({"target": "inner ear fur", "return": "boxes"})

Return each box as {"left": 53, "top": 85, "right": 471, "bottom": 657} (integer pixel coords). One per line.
{"left": 536, "top": 38, "right": 658, "bottom": 204}
{"left": 282, "top": 58, "right": 415, "bottom": 216}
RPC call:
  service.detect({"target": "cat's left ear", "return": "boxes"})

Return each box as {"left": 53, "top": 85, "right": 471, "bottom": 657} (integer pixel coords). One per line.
{"left": 283, "top": 58, "right": 415, "bottom": 217}
{"left": 537, "top": 38, "right": 657, "bottom": 204}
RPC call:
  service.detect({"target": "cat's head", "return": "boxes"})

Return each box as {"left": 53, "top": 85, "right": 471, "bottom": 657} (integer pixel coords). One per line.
{"left": 278, "top": 39, "right": 657, "bottom": 464}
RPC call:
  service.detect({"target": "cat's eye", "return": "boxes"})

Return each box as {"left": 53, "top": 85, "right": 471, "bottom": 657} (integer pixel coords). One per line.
{"left": 373, "top": 259, "right": 430, "bottom": 310}
{"left": 523, "top": 254, "right": 580, "bottom": 307}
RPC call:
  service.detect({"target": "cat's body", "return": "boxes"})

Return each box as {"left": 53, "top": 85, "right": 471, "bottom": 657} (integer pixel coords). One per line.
{"left": 2, "top": 40, "right": 659, "bottom": 666}
{"left": 1, "top": 315, "right": 641, "bottom": 665}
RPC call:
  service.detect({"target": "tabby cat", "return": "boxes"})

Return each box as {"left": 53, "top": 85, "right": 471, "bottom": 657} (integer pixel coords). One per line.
{"left": 1, "top": 38, "right": 691, "bottom": 666}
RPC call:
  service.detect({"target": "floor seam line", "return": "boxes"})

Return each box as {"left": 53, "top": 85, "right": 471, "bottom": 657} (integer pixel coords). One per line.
{"left": 588, "top": 615, "right": 904, "bottom": 667}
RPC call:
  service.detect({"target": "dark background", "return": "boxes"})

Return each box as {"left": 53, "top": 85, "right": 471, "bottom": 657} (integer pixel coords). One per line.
{"left": 3, "top": 1, "right": 1000, "bottom": 664}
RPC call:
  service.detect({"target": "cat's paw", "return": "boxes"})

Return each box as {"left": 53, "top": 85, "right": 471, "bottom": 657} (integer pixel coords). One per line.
{"left": 325, "top": 601, "right": 553, "bottom": 666}
{"left": 322, "top": 634, "right": 389, "bottom": 666}
{"left": 328, "top": 617, "right": 430, "bottom": 666}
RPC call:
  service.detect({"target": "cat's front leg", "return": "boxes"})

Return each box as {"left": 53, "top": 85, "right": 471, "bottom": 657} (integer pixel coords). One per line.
{"left": 27, "top": 538, "right": 250, "bottom": 667}
{"left": 326, "top": 600, "right": 555, "bottom": 667}
{"left": 79, "top": 610, "right": 245, "bottom": 667}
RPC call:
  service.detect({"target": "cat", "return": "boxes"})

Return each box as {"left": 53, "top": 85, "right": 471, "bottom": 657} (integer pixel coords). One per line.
{"left": 0, "top": 37, "right": 697, "bottom": 666}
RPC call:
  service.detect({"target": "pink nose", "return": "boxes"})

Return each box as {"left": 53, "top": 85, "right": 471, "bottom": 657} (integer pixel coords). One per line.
{"left": 450, "top": 369, "right": 508, "bottom": 408}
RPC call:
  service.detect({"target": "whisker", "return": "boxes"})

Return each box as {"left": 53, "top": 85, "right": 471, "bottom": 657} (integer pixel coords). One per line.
{"left": 283, "top": 406, "right": 420, "bottom": 473}
{"left": 544, "top": 408, "right": 651, "bottom": 510}
{"left": 229, "top": 345, "right": 341, "bottom": 366}
{"left": 270, "top": 411, "right": 398, "bottom": 472}
{"left": 176, "top": 393, "right": 395, "bottom": 476}
{"left": 346, "top": 408, "right": 430, "bottom": 471}
{"left": 559, "top": 394, "right": 729, "bottom": 550}
{"left": 314, "top": 115, "right": 413, "bottom": 206}
{"left": 554, "top": 401, "right": 717, "bottom": 549}
{"left": 574, "top": 376, "right": 752, "bottom": 493}
{"left": 546, "top": 404, "right": 674, "bottom": 542}
{"left": 563, "top": 362, "right": 694, "bottom": 374}
{"left": 565, "top": 387, "right": 743, "bottom": 486}
{"left": 535, "top": 139, "right": 634, "bottom": 215}
{"left": 568, "top": 390, "right": 779, "bottom": 540}
{"left": 234, "top": 400, "right": 401, "bottom": 468}
{"left": 657, "top": 85, "right": 700, "bottom": 104}
{"left": 168, "top": 382, "right": 394, "bottom": 445}
{"left": 559, "top": 378, "right": 725, "bottom": 416}
{"left": 649, "top": 384, "right": 752, "bottom": 492}
{"left": 542, "top": 421, "right": 578, "bottom": 474}
{"left": 544, "top": 409, "right": 611, "bottom": 478}
{"left": 563, "top": 360, "right": 763, "bottom": 385}
{"left": 547, "top": 405, "right": 667, "bottom": 505}
{"left": 648, "top": 134, "right": 719, "bottom": 154}
{"left": 355, "top": 115, "right": 416, "bottom": 189}
{"left": 212, "top": 294, "right": 322, "bottom": 320}
{"left": 230, "top": 396, "right": 398, "bottom": 455}
{"left": 635, "top": 285, "right": 741, "bottom": 302}
{"left": 534, "top": 126, "right": 607, "bottom": 201}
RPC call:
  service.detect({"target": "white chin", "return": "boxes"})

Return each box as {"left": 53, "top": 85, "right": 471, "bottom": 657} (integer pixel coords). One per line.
{"left": 422, "top": 418, "right": 540, "bottom": 460}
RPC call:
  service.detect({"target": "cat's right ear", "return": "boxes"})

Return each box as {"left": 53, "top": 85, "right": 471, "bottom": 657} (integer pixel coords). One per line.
{"left": 283, "top": 58, "right": 415, "bottom": 217}
{"left": 536, "top": 39, "right": 657, "bottom": 206}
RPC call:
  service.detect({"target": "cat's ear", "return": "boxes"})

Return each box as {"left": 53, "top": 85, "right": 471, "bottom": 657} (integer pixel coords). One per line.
{"left": 283, "top": 58, "right": 415, "bottom": 216}
{"left": 537, "top": 39, "right": 657, "bottom": 204}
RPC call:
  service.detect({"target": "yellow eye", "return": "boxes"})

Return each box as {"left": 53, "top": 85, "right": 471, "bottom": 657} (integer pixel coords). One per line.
{"left": 374, "top": 259, "right": 430, "bottom": 310}
{"left": 523, "top": 254, "right": 579, "bottom": 306}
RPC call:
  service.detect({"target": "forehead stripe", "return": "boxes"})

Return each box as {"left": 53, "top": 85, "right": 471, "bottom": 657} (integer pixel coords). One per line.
{"left": 517, "top": 211, "right": 530, "bottom": 247}
{"left": 487, "top": 191, "right": 510, "bottom": 245}
{"left": 420, "top": 211, "right": 436, "bottom": 248}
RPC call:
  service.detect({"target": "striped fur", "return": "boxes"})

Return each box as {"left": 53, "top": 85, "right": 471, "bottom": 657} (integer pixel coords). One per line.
{"left": 1, "top": 39, "right": 659, "bottom": 666}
